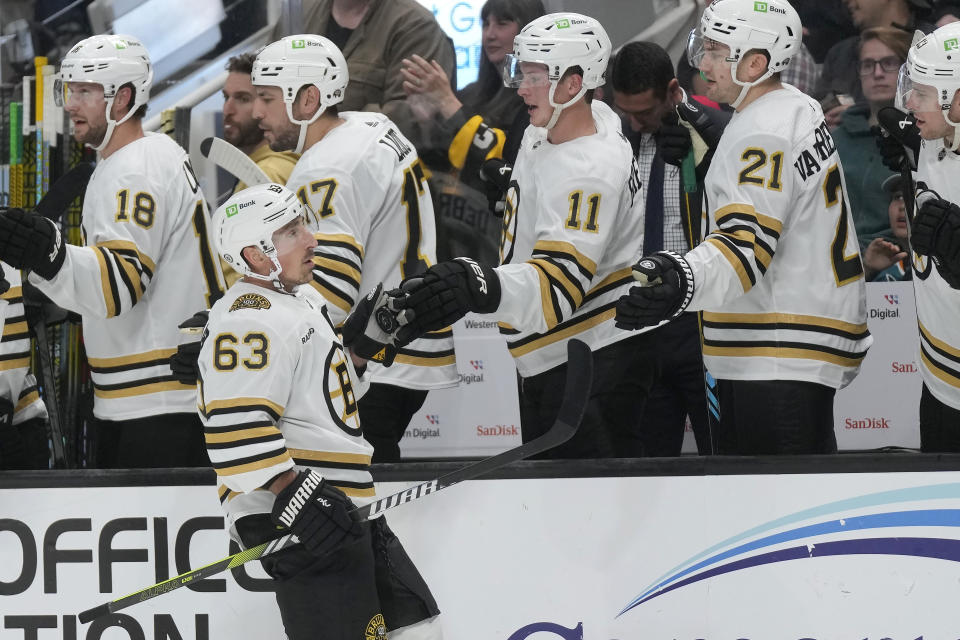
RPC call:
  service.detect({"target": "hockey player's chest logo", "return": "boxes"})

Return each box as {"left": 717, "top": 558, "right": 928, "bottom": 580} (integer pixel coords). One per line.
{"left": 323, "top": 344, "right": 362, "bottom": 436}
{"left": 794, "top": 120, "right": 838, "bottom": 182}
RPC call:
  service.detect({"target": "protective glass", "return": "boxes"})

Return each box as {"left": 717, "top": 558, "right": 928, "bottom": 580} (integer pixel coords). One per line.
{"left": 897, "top": 64, "right": 940, "bottom": 112}
{"left": 270, "top": 213, "right": 317, "bottom": 262}
{"left": 53, "top": 78, "right": 104, "bottom": 108}
{"left": 686, "top": 30, "right": 734, "bottom": 71}
{"left": 686, "top": 29, "right": 705, "bottom": 68}
{"left": 502, "top": 55, "right": 551, "bottom": 89}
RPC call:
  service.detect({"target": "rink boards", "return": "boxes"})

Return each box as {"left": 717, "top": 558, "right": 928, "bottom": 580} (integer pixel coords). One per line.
{"left": 3, "top": 460, "right": 960, "bottom": 639}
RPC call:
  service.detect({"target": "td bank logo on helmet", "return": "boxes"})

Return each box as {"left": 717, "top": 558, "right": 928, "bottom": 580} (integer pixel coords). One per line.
{"left": 291, "top": 39, "right": 324, "bottom": 49}
{"left": 226, "top": 200, "right": 256, "bottom": 217}
{"left": 754, "top": 1, "right": 786, "bottom": 14}
{"left": 945, "top": 38, "right": 960, "bottom": 52}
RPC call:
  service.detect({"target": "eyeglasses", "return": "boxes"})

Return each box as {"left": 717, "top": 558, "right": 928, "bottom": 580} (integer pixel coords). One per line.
{"left": 858, "top": 56, "right": 901, "bottom": 76}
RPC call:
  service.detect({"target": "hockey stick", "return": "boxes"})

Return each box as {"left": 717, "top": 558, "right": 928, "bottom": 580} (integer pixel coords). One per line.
{"left": 199, "top": 137, "right": 271, "bottom": 188}
{"left": 20, "top": 162, "right": 94, "bottom": 468}
{"left": 78, "top": 338, "right": 592, "bottom": 623}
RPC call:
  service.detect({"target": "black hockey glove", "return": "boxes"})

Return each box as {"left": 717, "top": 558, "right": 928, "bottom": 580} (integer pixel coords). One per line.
{"left": 0, "top": 208, "right": 66, "bottom": 280}
{"left": 394, "top": 257, "right": 501, "bottom": 344}
{"left": 0, "top": 263, "right": 9, "bottom": 296}
{"left": 615, "top": 251, "right": 694, "bottom": 330}
{"left": 271, "top": 469, "right": 363, "bottom": 558}
{"left": 675, "top": 94, "right": 730, "bottom": 151}
{"left": 655, "top": 112, "right": 692, "bottom": 167}
{"left": 169, "top": 310, "right": 209, "bottom": 385}
{"left": 912, "top": 196, "right": 960, "bottom": 289}
{"left": 876, "top": 107, "right": 921, "bottom": 172}
{"left": 479, "top": 158, "right": 513, "bottom": 216}
{"left": 341, "top": 283, "right": 406, "bottom": 366}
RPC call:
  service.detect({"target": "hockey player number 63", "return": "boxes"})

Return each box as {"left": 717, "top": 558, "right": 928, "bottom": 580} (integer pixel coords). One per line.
{"left": 213, "top": 332, "right": 269, "bottom": 371}
{"left": 822, "top": 164, "right": 863, "bottom": 286}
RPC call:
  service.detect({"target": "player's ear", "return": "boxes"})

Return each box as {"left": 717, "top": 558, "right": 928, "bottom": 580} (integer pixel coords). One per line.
{"left": 742, "top": 50, "right": 770, "bottom": 82}
{"left": 112, "top": 85, "right": 135, "bottom": 118}
{"left": 241, "top": 246, "right": 270, "bottom": 275}
{"left": 948, "top": 88, "right": 960, "bottom": 122}
{"left": 294, "top": 85, "right": 322, "bottom": 119}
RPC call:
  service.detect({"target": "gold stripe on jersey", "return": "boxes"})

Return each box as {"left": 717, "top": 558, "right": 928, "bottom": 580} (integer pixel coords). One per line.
{"left": 584, "top": 268, "right": 634, "bottom": 301}
{"left": 288, "top": 448, "right": 372, "bottom": 467}
{"left": 701, "top": 342, "right": 866, "bottom": 367}
{"left": 15, "top": 388, "right": 40, "bottom": 413}
{"left": 702, "top": 311, "right": 869, "bottom": 337}
{"left": 507, "top": 304, "right": 616, "bottom": 357}
{"left": 2, "top": 319, "right": 28, "bottom": 341}
{"left": 394, "top": 349, "right": 457, "bottom": 367}
{"left": 0, "top": 354, "right": 31, "bottom": 371}
{"left": 93, "top": 247, "right": 119, "bottom": 318}
{"left": 313, "top": 254, "right": 362, "bottom": 287}
{"left": 714, "top": 228, "right": 774, "bottom": 271}
{"left": 920, "top": 348, "right": 960, "bottom": 388}
{"left": 529, "top": 258, "right": 585, "bottom": 308}
{"left": 532, "top": 240, "right": 597, "bottom": 279}
{"left": 200, "top": 397, "right": 285, "bottom": 421}
{"left": 205, "top": 425, "right": 284, "bottom": 446}
{"left": 94, "top": 378, "right": 195, "bottom": 399}
{"left": 87, "top": 348, "right": 177, "bottom": 372}
{"left": 713, "top": 204, "right": 783, "bottom": 237}
{"left": 705, "top": 236, "right": 754, "bottom": 292}
{"left": 309, "top": 277, "right": 353, "bottom": 313}
{"left": 213, "top": 450, "right": 292, "bottom": 477}
{"left": 530, "top": 261, "right": 560, "bottom": 330}
{"left": 919, "top": 321, "right": 960, "bottom": 360}
{"left": 98, "top": 240, "right": 157, "bottom": 273}
{"left": 315, "top": 233, "right": 364, "bottom": 260}
{"left": 1, "top": 286, "right": 22, "bottom": 301}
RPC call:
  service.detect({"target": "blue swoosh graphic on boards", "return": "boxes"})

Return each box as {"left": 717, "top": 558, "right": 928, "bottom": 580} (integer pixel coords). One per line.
{"left": 620, "top": 482, "right": 960, "bottom": 616}
{"left": 620, "top": 537, "right": 960, "bottom": 615}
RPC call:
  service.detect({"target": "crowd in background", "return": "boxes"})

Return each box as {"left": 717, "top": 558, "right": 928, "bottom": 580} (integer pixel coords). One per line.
{"left": 2, "top": 0, "right": 959, "bottom": 470}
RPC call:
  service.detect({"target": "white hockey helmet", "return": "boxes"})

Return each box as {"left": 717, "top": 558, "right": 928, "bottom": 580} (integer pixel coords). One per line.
{"left": 503, "top": 12, "right": 611, "bottom": 129}
{"left": 213, "top": 183, "right": 315, "bottom": 287}
{"left": 687, "top": 0, "right": 802, "bottom": 108}
{"left": 57, "top": 34, "right": 153, "bottom": 152}
{"left": 251, "top": 35, "right": 348, "bottom": 153}
{"left": 897, "top": 24, "right": 960, "bottom": 149}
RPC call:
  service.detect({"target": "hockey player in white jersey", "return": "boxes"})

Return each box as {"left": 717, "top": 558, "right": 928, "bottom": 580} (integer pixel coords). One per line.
{"left": 894, "top": 22, "right": 960, "bottom": 450}
{"left": 0, "top": 35, "right": 224, "bottom": 467}
{"left": 0, "top": 263, "right": 50, "bottom": 469}
{"left": 616, "top": 0, "right": 873, "bottom": 454}
{"left": 199, "top": 183, "right": 441, "bottom": 640}
{"left": 250, "top": 35, "right": 457, "bottom": 462}
{"left": 387, "top": 13, "right": 653, "bottom": 458}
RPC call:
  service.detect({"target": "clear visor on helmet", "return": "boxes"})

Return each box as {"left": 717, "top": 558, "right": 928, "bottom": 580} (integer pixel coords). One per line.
{"left": 502, "top": 55, "right": 551, "bottom": 89}
{"left": 897, "top": 64, "right": 942, "bottom": 113}
{"left": 686, "top": 30, "right": 735, "bottom": 71}
{"left": 268, "top": 211, "right": 317, "bottom": 262}
{"left": 686, "top": 29, "right": 705, "bottom": 69}
{"left": 53, "top": 78, "right": 105, "bottom": 108}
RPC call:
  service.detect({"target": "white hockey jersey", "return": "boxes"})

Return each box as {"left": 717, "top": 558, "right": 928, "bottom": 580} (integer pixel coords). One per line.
{"left": 30, "top": 134, "right": 224, "bottom": 420}
{"left": 495, "top": 100, "right": 646, "bottom": 377}
{"left": 912, "top": 138, "right": 960, "bottom": 410}
{"left": 1, "top": 265, "right": 47, "bottom": 423}
{"left": 686, "top": 85, "right": 872, "bottom": 389}
{"left": 197, "top": 281, "right": 374, "bottom": 527}
{"left": 286, "top": 112, "right": 457, "bottom": 390}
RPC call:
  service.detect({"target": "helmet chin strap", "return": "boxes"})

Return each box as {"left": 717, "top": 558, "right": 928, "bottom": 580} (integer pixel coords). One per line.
{"left": 545, "top": 83, "right": 588, "bottom": 130}
{"left": 727, "top": 59, "right": 774, "bottom": 110}
{"left": 285, "top": 102, "right": 327, "bottom": 154}
{"left": 942, "top": 110, "right": 960, "bottom": 152}
{"left": 90, "top": 95, "right": 139, "bottom": 152}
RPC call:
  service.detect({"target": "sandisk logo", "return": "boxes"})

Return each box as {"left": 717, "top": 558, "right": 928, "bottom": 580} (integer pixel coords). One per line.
{"left": 278, "top": 472, "right": 322, "bottom": 526}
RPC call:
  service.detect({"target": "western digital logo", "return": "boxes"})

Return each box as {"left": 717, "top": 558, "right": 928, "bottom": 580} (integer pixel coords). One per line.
{"left": 464, "top": 319, "right": 498, "bottom": 329}
{"left": 425, "top": 414, "right": 439, "bottom": 425}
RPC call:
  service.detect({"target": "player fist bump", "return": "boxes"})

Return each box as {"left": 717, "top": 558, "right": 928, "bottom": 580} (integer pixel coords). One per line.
{"left": 615, "top": 250, "right": 694, "bottom": 330}
{"left": 394, "top": 257, "right": 501, "bottom": 344}
{"left": 0, "top": 208, "right": 66, "bottom": 280}
{"left": 341, "top": 283, "right": 407, "bottom": 366}
{"left": 912, "top": 196, "right": 960, "bottom": 289}
{"left": 271, "top": 469, "right": 363, "bottom": 558}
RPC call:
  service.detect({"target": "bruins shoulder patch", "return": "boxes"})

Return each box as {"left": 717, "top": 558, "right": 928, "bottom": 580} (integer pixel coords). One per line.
{"left": 365, "top": 614, "right": 386, "bottom": 639}
{"left": 229, "top": 293, "right": 271, "bottom": 312}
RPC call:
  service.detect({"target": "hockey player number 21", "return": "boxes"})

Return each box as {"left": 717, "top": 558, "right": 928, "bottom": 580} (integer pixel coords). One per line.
{"left": 822, "top": 164, "right": 863, "bottom": 286}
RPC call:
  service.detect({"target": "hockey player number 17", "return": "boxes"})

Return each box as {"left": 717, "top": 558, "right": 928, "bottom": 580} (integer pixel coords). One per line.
{"left": 822, "top": 164, "right": 864, "bottom": 287}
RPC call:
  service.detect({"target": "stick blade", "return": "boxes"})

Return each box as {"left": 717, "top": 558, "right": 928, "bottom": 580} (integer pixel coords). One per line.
{"left": 78, "top": 603, "right": 111, "bottom": 624}
{"left": 35, "top": 162, "right": 94, "bottom": 220}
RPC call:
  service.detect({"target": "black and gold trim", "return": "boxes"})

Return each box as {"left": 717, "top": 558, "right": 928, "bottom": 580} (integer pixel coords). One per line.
{"left": 93, "top": 240, "right": 156, "bottom": 318}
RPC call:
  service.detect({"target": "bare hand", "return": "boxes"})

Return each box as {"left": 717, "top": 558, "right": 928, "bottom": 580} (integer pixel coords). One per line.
{"left": 400, "top": 54, "right": 462, "bottom": 119}
{"left": 824, "top": 103, "right": 853, "bottom": 130}
{"left": 863, "top": 237, "right": 908, "bottom": 277}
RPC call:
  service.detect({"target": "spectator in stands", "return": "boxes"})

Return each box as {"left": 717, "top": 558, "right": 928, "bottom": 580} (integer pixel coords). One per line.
{"left": 609, "top": 41, "right": 731, "bottom": 456}
{"left": 932, "top": 2, "right": 960, "bottom": 25}
{"left": 398, "top": 0, "right": 546, "bottom": 264}
{"left": 0, "top": 263, "right": 50, "bottom": 470}
{"left": 219, "top": 53, "right": 299, "bottom": 287}
{"left": 816, "top": 0, "right": 933, "bottom": 127}
{"left": 272, "top": 0, "right": 456, "bottom": 155}
{"left": 833, "top": 27, "right": 912, "bottom": 250}
{"left": 863, "top": 175, "right": 910, "bottom": 281}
